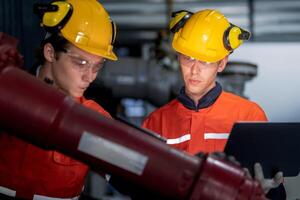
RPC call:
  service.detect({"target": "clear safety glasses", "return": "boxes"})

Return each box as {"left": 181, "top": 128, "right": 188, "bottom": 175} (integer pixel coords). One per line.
{"left": 62, "top": 49, "right": 106, "bottom": 73}
{"left": 178, "top": 54, "right": 217, "bottom": 68}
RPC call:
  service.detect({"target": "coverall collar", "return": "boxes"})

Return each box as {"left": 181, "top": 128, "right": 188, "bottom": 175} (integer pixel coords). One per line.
{"left": 177, "top": 82, "right": 222, "bottom": 111}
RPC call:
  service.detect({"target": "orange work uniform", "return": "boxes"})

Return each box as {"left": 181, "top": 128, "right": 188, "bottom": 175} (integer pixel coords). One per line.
{"left": 143, "top": 83, "right": 267, "bottom": 155}
{"left": 0, "top": 97, "right": 110, "bottom": 199}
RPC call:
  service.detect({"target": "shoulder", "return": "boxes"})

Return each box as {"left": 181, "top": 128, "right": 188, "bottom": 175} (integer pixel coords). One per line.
{"left": 147, "top": 99, "right": 179, "bottom": 118}
{"left": 143, "top": 99, "right": 178, "bottom": 127}
{"left": 220, "top": 91, "right": 260, "bottom": 107}
{"left": 80, "top": 97, "right": 111, "bottom": 118}
{"left": 219, "top": 91, "right": 267, "bottom": 120}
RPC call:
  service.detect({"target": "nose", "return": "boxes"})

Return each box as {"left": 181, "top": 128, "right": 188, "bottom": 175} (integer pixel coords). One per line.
{"left": 82, "top": 67, "right": 95, "bottom": 83}
{"left": 191, "top": 61, "right": 201, "bottom": 75}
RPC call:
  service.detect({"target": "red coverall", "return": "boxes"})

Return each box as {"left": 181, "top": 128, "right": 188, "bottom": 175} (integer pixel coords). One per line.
{"left": 0, "top": 97, "right": 110, "bottom": 199}
{"left": 143, "top": 91, "right": 267, "bottom": 155}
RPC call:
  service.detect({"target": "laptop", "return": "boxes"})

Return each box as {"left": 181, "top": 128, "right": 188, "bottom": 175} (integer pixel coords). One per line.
{"left": 224, "top": 122, "right": 300, "bottom": 178}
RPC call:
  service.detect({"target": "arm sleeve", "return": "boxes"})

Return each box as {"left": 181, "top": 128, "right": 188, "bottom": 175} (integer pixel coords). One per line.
{"left": 247, "top": 102, "right": 268, "bottom": 122}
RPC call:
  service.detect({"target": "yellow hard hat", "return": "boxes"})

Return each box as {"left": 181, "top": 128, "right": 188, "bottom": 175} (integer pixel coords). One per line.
{"left": 169, "top": 9, "right": 250, "bottom": 63}
{"left": 35, "top": 0, "right": 117, "bottom": 61}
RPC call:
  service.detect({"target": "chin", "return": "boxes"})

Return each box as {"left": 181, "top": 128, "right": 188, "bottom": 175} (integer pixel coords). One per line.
{"left": 70, "top": 91, "right": 83, "bottom": 98}
{"left": 186, "top": 86, "right": 204, "bottom": 95}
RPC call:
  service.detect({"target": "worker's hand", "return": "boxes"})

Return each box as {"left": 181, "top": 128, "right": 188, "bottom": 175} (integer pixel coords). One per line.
{"left": 253, "top": 162, "right": 284, "bottom": 194}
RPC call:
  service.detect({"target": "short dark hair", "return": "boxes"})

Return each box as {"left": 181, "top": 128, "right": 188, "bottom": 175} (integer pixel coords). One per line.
{"left": 34, "top": 32, "right": 70, "bottom": 66}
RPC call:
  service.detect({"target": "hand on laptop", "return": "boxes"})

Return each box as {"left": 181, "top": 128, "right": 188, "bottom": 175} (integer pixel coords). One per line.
{"left": 253, "top": 162, "right": 284, "bottom": 193}
{"left": 225, "top": 157, "right": 284, "bottom": 194}
{"left": 204, "top": 152, "right": 284, "bottom": 194}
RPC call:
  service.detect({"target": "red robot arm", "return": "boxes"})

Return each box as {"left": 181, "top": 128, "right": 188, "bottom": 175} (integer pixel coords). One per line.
{"left": 0, "top": 35, "right": 265, "bottom": 199}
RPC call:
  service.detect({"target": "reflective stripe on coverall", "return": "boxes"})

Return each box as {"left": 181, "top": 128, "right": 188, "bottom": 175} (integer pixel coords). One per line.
{"left": 143, "top": 91, "right": 267, "bottom": 155}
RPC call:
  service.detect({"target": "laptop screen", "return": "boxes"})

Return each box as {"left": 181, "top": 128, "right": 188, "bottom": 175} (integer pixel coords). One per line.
{"left": 224, "top": 122, "right": 300, "bottom": 178}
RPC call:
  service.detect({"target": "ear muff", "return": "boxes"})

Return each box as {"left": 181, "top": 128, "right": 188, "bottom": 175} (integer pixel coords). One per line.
{"left": 223, "top": 23, "right": 251, "bottom": 51}
{"left": 169, "top": 10, "right": 193, "bottom": 33}
{"left": 111, "top": 20, "right": 117, "bottom": 45}
{"left": 34, "top": 1, "right": 73, "bottom": 32}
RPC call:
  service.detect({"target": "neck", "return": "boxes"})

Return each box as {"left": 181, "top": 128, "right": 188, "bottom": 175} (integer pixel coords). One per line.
{"left": 38, "top": 63, "right": 62, "bottom": 92}
{"left": 38, "top": 63, "right": 77, "bottom": 99}
{"left": 185, "top": 82, "right": 216, "bottom": 105}
{"left": 185, "top": 92, "right": 202, "bottom": 105}
{"left": 38, "top": 63, "right": 53, "bottom": 82}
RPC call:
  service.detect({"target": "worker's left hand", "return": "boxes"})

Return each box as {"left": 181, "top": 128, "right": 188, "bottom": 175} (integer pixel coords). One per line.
{"left": 253, "top": 162, "right": 284, "bottom": 194}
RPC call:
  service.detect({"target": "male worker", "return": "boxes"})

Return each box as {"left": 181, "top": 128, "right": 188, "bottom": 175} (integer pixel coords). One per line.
{"left": 143, "top": 9, "right": 266, "bottom": 154}
{"left": 142, "top": 9, "right": 284, "bottom": 199}
{"left": 0, "top": 0, "right": 117, "bottom": 199}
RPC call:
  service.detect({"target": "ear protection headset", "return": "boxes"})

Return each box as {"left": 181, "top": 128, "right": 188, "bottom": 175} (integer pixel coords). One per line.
{"left": 33, "top": 1, "right": 73, "bottom": 32}
{"left": 222, "top": 23, "right": 251, "bottom": 51}
{"left": 111, "top": 20, "right": 117, "bottom": 46}
{"left": 169, "top": 10, "right": 193, "bottom": 33}
{"left": 33, "top": 1, "right": 116, "bottom": 45}
{"left": 169, "top": 10, "right": 251, "bottom": 52}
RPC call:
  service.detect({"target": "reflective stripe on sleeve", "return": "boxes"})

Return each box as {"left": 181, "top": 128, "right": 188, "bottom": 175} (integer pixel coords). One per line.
{"left": 166, "top": 134, "right": 191, "bottom": 144}
{"left": 204, "top": 133, "right": 229, "bottom": 140}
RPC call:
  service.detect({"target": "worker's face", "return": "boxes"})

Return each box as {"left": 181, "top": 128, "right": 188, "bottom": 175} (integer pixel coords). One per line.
{"left": 178, "top": 53, "right": 227, "bottom": 100}
{"left": 46, "top": 44, "right": 105, "bottom": 98}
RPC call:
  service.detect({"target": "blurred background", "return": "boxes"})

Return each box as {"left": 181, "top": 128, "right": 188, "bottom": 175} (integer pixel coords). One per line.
{"left": 1, "top": 0, "right": 300, "bottom": 199}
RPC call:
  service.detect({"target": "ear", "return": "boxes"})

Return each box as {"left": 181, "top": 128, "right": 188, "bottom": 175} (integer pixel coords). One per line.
{"left": 217, "top": 56, "right": 228, "bottom": 73}
{"left": 43, "top": 43, "right": 56, "bottom": 62}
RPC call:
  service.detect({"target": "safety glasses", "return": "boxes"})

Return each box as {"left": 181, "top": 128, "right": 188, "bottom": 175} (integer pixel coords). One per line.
{"left": 62, "top": 49, "right": 106, "bottom": 73}
{"left": 178, "top": 54, "right": 217, "bottom": 68}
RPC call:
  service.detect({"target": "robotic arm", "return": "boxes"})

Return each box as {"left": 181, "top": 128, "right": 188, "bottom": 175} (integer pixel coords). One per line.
{"left": 0, "top": 33, "right": 265, "bottom": 200}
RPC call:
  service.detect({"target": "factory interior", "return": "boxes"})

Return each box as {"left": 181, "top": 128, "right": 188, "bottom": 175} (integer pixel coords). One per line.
{"left": 1, "top": 0, "right": 300, "bottom": 199}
